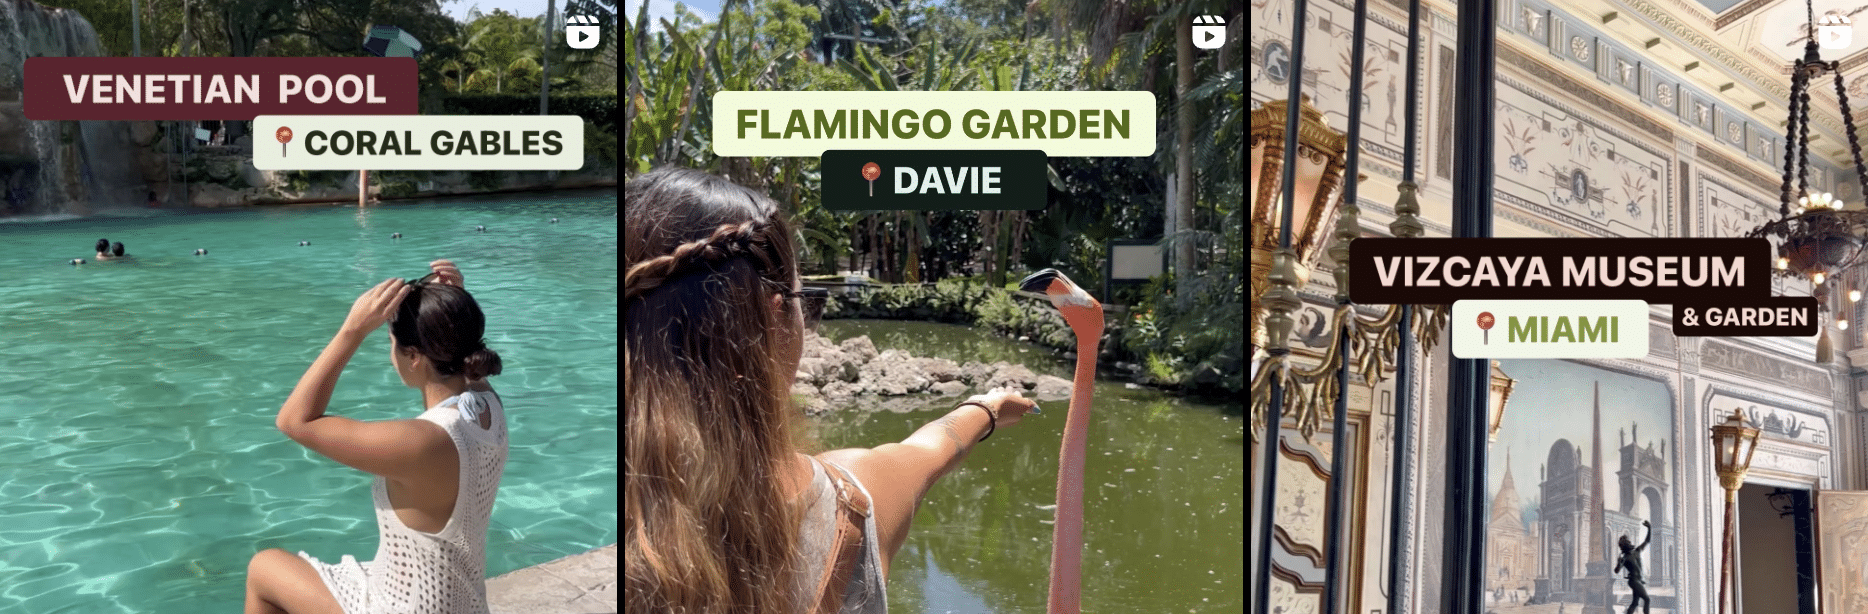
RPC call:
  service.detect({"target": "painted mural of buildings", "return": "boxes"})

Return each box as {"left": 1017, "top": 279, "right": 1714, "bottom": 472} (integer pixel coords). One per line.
{"left": 1487, "top": 448, "right": 1541, "bottom": 605}
{"left": 1482, "top": 382, "right": 1677, "bottom": 611}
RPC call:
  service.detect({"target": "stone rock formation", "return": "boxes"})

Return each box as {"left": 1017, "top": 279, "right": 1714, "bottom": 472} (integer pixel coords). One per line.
{"left": 791, "top": 331, "right": 1076, "bottom": 415}
{"left": 0, "top": 0, "right": 144, "bottom": 216}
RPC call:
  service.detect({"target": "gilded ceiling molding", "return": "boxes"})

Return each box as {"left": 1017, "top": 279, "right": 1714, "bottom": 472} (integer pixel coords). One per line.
{"left": 1618, "top": 0, "right": 1851, "bottom": 138}
{"left": 1715, "top": 0, "right": 1778, "bottom": 29}
{"left": 1746, "top": 46, "right": 1783, "bottom": 67}
{"left": 1647, "top": 0, "right": 1714, "bottom": 25}
{"left": 1620, "top": 0, "right": 1786, "bottom": 98}
{"left": 1841, "top": 52, "right": 1868, "bottom": 74}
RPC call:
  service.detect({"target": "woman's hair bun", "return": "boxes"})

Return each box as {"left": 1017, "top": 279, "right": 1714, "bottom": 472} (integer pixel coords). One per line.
{"left": 462, "top": 344, "right": 503, "bottom": 380}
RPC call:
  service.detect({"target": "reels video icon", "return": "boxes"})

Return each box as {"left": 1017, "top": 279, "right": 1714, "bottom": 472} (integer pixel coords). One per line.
{"left": 1821, "top": 12, "right": 1853, "bottom": 50}
{"left": 1192, "top": 15, "right": 1226, "bottom": 50}
{"left": 566, "top": 14, "right": 602, "bottom": 50}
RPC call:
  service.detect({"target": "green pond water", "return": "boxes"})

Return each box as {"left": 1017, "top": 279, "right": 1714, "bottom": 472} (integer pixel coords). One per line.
{"left": 0, "top": 191, "right": 616, "bottom": 612}
{"left": 808, "top": 320, "right": 1245, "bottom": 612}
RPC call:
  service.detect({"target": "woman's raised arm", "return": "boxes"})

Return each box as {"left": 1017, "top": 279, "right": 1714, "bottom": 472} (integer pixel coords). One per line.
{"left": 815, "top": 390, "right": 1036, "bottom": 576}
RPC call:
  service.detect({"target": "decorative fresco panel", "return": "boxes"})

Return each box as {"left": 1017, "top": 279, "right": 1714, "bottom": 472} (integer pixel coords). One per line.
{"left": 1696, "top": 173, "right": 1777, "bottom": 239}
{"left": 1494, "top": 81, "right": 1670, "bottom": 237}
{"left": 1816, "top": 490, "right": 1868, "bottom": 614}
{"left": 1248, "top": 0, "right": 1420, "bottom": 172}
{"left": 1504, "top": 0, "right": 1798, "bottom": 181}
{"left": 1692, "top": 170, "right": 1820, "bottom": 297}
{"left": 1275, "top": 434, "right": 1329, "bottom": 552}
{"left": 1268, "top": 415, "right": 1371, "bottom": 611}
{"left": 1707, "top": 393, "right": 1830, "bottom": 447}
{"left": 1269, "top": 577, "right": 1320, "bottom": 614}
{"left": 1700, "top": 340, "right": 1830, "bottom": 397}
{"left": 1490, "top": 360, "right": 1680, "bottom": 612}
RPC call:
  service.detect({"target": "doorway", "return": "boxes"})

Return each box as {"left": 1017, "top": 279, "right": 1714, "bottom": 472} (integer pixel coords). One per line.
{"left": 1736, "top": 483, "right": 1816, "bottom": 614}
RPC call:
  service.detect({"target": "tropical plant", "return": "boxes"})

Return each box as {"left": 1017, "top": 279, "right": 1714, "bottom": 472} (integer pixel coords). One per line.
{"left": 462, "top": 9, "right": 542, "bottom": 93}
{"left": 623, "top": 0, "right": 1244, "bottom": 393}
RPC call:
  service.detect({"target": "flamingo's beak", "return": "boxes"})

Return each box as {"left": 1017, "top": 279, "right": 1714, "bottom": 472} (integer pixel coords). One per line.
{"left": 1019, "top": 268, "right": 1067, "bottom": 294}
{"left": 1019, "top": 268, "right": 1097, "bottom": 309}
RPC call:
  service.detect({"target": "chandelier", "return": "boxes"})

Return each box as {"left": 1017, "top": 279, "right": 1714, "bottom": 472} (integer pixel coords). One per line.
{"left": 1742, "top": 0, "right": 1868, "bottom": 361}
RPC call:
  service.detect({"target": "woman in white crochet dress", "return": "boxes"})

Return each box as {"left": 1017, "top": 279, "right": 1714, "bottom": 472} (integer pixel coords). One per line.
{"left": 246, "top": 259, "right": 509, "bottom": 614}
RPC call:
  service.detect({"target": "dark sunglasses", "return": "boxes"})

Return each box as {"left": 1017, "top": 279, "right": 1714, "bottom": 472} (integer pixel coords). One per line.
{"left": 782, "top": 287, "right": 830, "bottom": 328}
{"left": 389, "top": 273, "right": 441, "bottom": 325}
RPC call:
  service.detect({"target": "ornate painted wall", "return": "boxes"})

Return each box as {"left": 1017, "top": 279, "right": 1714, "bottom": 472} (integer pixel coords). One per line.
{"left": 1251, "top": 0, "right": 1852, "bottom": 611}
{"left": 1488, "top": 360, "right": 1680, "bottom": 611}
{"left": 1816, "top": 490, "right": 1868, "bottom": 614}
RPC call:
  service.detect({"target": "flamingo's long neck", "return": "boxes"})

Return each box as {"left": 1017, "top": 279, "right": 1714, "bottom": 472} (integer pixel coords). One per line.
{"left": 1047, "top": 332, "right": 1099, "bottom": 614}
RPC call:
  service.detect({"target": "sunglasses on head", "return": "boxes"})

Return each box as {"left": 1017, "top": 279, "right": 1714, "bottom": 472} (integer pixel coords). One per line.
{"left": 783, "top": 287, "right": 830, "bottom": 329}
{"left": 395, "top": 274, "right": 443, "bottom": 325}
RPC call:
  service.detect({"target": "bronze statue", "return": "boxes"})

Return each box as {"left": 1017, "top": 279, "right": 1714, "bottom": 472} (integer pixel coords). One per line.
{"left": 1614, "top": 520, "right": 1653, "bottom": 614}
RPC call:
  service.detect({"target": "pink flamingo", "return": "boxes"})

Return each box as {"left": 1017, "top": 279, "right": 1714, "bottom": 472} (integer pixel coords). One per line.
{"left": 1020, "top": 268, "right": 1103, "bottom": 614}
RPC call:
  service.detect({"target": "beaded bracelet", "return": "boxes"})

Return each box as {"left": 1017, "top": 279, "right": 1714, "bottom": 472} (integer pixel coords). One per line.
{"left": 956, "top": 400, "right": 998, "bottom": 442}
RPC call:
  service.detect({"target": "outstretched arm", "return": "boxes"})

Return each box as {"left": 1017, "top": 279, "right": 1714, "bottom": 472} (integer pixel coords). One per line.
{"left": 816, "top": 405, "right": 990, "bottom": 576}
{"left": 814, "top": 391, "right": 1033, "bottom": 577}
{"left": 1637, "top": 521, "right": 1652, "bottom": 553}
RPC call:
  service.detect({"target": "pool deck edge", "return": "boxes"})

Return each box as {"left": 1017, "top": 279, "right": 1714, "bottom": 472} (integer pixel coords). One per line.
{"left": 487, "top": 542, "right": 617, "bottom": 614}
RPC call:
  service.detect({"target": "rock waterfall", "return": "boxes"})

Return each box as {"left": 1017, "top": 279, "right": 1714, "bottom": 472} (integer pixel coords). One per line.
{"left": 0, "top": 0, "right": 145, "bottom": 217}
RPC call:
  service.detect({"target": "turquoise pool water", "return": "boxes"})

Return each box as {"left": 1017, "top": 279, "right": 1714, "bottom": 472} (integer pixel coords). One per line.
{"left": 0, "top": 191, "right": 618, "bottom": 612}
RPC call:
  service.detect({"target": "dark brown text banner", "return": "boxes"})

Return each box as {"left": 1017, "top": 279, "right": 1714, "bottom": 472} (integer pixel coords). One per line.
{"left": 24, "top": 57, "right": 418, "bottom": 120}
{"left": 1346, "top": 238, "right": 1773, "bottom": 304}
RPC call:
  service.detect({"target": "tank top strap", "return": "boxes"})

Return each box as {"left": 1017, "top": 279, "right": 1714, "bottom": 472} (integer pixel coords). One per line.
{"left": 808, "top": 458, "right": 872, "bottom": 614}
{"left": 423, "top": 389, "right": 500, "bottom": 428}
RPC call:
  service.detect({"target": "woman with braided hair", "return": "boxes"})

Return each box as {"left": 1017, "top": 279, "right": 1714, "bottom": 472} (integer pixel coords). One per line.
{"left": 626, "top": 167, "right": 1038, "bottom": 613}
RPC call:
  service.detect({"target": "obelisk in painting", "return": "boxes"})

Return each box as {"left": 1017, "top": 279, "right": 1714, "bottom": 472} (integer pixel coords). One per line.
{"left": 1584, "top": 381, "right": 1615, "bottom": 613}
{"left": 1591, "top": 382, "right": 1608, "bottom": 562}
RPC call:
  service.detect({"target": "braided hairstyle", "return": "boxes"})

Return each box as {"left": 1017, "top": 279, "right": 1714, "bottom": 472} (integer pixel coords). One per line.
{"left": 624, "top": 218, "right": 788, "bottom": 302}
{"left": 624, "top": 167, "right": 807, "bottom": 613}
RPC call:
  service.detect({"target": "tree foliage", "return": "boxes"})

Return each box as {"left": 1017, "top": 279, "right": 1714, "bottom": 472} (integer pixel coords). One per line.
{"left": 625, "top": 0, "right": 1246, "bottom": 393}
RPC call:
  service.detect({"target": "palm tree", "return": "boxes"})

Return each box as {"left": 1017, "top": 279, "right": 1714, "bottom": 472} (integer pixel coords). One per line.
{"left": 463, "top": 9, "right": 539, "bottom": 93}
{"left": 1042, "top": 0, "right": 1234, "bottom": 297}
{"left": 442, "top": 32, "right": 484, "bottom": 93}
{"left": 801, "top": 0, "right": 893, "bottom": 63}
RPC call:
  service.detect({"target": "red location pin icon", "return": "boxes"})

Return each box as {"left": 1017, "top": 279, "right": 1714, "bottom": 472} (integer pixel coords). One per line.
{"left": 276, "top": 126, "right": 294, "bottom": 157}
{"left": 1477, "top": 311, "right": 1496, "bottom": 344}
{"left": 862, "top": 162, "right": 880, "bottom": 196}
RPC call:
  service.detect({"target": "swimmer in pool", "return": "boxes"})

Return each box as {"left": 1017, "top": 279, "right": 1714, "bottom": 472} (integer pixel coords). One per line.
{"left": 94, "top": 238, "right": 112, "bottom": 260}
{"left": 110, "top": 242, "right": 129, "bottom": 259}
